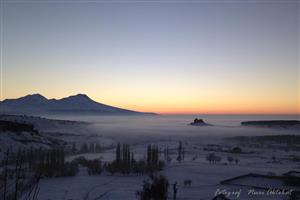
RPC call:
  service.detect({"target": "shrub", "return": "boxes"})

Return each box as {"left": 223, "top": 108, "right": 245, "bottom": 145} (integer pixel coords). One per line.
{"left": 227, "top": 156, "right": 234, "bottom": 164}
{"left": 231, "top": 147, "right": 242, "bottom": 154}
{"left": 206, "top": 153, "right": 215, "bottom": 164}
{"left": 106, "top": 161, "right": 118, "bottom": 175}
{"left": 87, "top": 159, "right": 102, "bottom": 175}
{"left": 137, "top": 175, "right": 169, "bottom": 200}
{"left": 73, "top": 156, "right": 89, "bottom": 166}
{"left": 59, "top": 161, "right": 79, "bottom": 177}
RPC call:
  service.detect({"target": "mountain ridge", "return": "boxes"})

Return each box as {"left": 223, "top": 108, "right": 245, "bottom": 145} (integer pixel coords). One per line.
{"left": 0, "top": 94, "right": 156, "bottom": 116}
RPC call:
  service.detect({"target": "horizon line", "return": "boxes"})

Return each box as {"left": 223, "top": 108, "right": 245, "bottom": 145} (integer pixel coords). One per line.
{"left": 158, "top": 112, "right": 300, "bottom": 116}
{"left": 1, "top": 93, "right": 299, "bottom": 116}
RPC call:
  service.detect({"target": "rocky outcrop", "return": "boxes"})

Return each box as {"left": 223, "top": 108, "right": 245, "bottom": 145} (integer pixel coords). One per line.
{"left": 190, "top": 118, "right": 210, "bottom": 126}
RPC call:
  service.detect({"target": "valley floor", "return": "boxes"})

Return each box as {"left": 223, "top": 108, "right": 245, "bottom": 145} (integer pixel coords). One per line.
{"left": 36, "top": 139, "right": 300, "bottom": 200}
{"left": 1, "top": 115, "right": 299, "bottom": 200}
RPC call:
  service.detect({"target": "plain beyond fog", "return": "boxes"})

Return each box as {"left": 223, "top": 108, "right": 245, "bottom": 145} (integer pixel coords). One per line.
{"left": 39, "top": 114, "right": 300, "bottom": 143}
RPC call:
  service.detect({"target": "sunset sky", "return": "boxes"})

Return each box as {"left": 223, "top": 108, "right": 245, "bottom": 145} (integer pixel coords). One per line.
{"left": 1, "top": 0, "right": 299, "bottom": 114}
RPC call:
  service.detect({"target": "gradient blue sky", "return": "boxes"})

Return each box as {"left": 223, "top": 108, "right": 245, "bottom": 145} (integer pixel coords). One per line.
{"left": 1, "top": 0, "right": 299, "bottom": 114}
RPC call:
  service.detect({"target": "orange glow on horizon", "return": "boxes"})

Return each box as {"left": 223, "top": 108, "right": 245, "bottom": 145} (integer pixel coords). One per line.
{"left": 2, "top": 89, "right": 299, "bottom": 116}
{"left": 101, "top": 99, "right": 300, "bottom": 115}
{"left": 2, "top": 1, "right": 299, "bottom": 117}
{"left": 137, "top": 108, "right": 300, "bottom": 116}
{"left": 157, "top": 110, "right": 300, "bottom": 115}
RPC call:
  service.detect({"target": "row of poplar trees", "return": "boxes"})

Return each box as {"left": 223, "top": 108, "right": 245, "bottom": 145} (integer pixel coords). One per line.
{"left": 2, "top": 147, "right": 79, "bottom": 178}
{"left": 106, "top": 143, "right": 164, "bottom": 175}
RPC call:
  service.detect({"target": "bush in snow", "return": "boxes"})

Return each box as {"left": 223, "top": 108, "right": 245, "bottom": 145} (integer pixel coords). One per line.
{"left": 105, "top": 161, "right": 118, "bottom": 175}
{"left": 86, "top": 159, "right": 103, "bottom": 175}
{"left": 227, "top": 156, "right": 234, "bottom": 164}
{"left": 231, "top": 147, "right": 242, "bottom": 154}
{"left": 137, "top": 175, "right": 169, "bottom": 200}
{"left": 235, "top": 158, "right": 240, "bottom": 165}
{"left": 206, "top": 153, "right": 222, "bottom": 164}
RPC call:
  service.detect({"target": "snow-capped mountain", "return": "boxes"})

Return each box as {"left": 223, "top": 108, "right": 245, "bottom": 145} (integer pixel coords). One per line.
{"left": 0, "top": 94, "right": 155, "bottom": 115}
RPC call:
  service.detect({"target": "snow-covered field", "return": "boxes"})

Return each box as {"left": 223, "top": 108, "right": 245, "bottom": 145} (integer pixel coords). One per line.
{"left": 2, "top": 114, "right": 300, "bottom": 199}
{"left": 37, "top": 143, "right": 299, "bottom": 200}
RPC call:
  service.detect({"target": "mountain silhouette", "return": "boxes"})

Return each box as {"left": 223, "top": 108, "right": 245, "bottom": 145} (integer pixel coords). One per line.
{"left": 0, "top": 94, "right": 155, "bottom": 115}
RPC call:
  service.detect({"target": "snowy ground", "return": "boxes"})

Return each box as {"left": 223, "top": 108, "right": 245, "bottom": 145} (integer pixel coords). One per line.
{"left": 37, "top": 133, "right": 299, "bottom": 199}
{"left": 37, "top": 141, "right": 299, "bottom": 200}
{"left": 2, "top": 115, "right": 299, "bottom": 199}
{"left": 0, "top": 115, "right": 115, "bottom": 159}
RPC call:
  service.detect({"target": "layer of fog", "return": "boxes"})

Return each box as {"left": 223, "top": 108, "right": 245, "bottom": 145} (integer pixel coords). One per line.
{"left": 42, "top": 115, "right": 299, "bottom": 144}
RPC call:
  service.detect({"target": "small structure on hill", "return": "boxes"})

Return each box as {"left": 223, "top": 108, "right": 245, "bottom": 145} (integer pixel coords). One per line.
{"left": 190, "top": 118, "right": 210, "bottom": 126}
